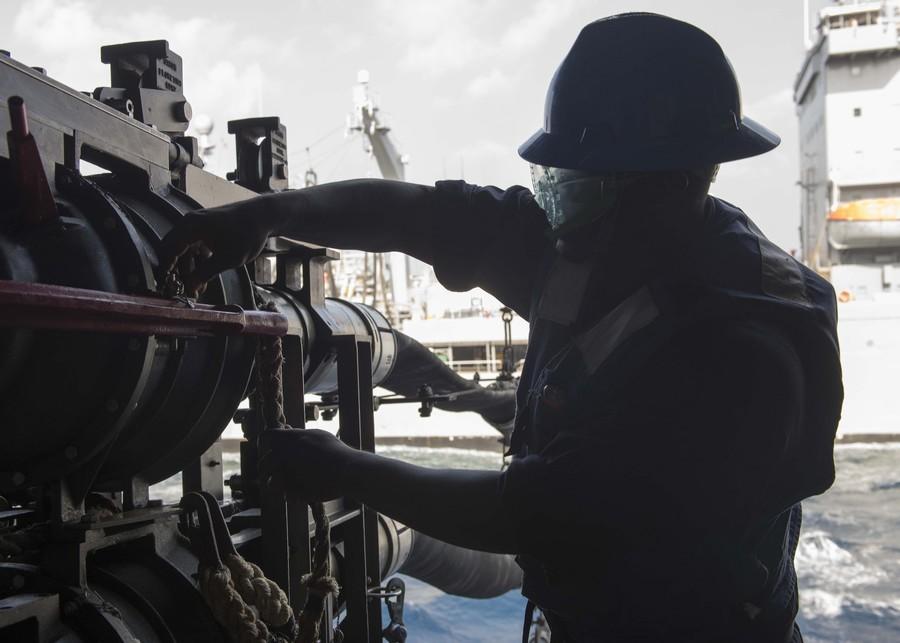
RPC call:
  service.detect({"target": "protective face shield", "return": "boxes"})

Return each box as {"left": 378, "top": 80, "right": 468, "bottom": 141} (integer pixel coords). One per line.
{"left": 530, "top": 164, "right": 720, "bottom": 241}
{"left": 530, "top": 165, "right": 635, "bottom": 239}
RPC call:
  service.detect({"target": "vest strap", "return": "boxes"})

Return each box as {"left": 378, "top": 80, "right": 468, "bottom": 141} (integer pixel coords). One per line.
{"left": 573, "top": 285, "right": 660, "bottom": 374}
{"left": 522, "top": 600, "right": 536, "bottom": 643}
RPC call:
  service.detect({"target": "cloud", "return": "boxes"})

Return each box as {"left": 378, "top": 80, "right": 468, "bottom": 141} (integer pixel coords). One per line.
{"left": 375, "top": 0, "right": 577, "bottom": 76}
{"left": 459, "top": 139, "right": 508, "bottom": 159}
{"left": 404, "top": 29, "right": 485, "bottom": 75}
{"left": 375, "top": 0, "right": 488, "bottom": 40}
{"left": 8, "top": 0, "right": 295, "bottom": 177}
{"left": 745, "top": 87, "right": 794, "bottom": 122}
{"left": 455, "top": 139, "right": 512, "bottom": 183}
{"left": 13, "top": 0, "right": 105, "bottom": 54}
{"left": 465, "top": 68, "right": 513, "bottom": 97}
{"left": 500, "top": 0, "right": 575, "bottom": 51}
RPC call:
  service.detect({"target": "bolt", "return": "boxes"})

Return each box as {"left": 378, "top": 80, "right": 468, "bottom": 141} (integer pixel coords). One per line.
{"left": 11, "top": 472, "right": 25, "bottom": 487}
{"left": 105, "top": 399, "right": 120, "bottom": 413}
{"left": 64, "top": 446, "right": 78, "bottom": 461}
{"left": 173, "top": 100, "right": 192, "bottom": 123}
{"left": 207, "top": 459, "right": 221, "bottom": 468}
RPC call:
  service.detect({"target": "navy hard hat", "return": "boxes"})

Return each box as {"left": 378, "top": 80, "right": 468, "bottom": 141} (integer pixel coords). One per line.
{"left": 518, "top": 13, "right": 780, "bottom": 172}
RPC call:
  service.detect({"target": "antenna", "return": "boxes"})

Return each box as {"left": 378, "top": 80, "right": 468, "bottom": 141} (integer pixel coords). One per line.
{"left": 304, "top": 146, "right": 318, "bottom": 187}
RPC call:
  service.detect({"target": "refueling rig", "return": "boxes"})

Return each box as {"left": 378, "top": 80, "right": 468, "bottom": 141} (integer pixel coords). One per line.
{"left": 0, "top": 41, "right": 521, "bottom": 642}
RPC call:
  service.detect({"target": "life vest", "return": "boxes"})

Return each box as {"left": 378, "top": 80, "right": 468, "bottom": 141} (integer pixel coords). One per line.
{"left": 512, "top": 197, "right": 841, "bottom": 641}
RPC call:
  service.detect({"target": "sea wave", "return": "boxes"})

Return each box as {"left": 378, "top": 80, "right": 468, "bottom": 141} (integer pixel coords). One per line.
{"left": 834, "top": 442, "right": 900, "bottom": 451}
{"left": 376, "top": 445, "right": 503, "bottom": 459}
{"left": 870, "top": 479, "right": 900, "bottom": 491}
{"left": 800, "top": 590, "right": 900, "bottom": 623}
{"left": 796, "top": 530, "right": 885, "bottom": 589}
{"left": 801, "top": 588, "right": 846, "bottom": 619}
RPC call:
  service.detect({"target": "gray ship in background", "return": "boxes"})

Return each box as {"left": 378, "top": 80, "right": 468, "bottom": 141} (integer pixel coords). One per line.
{"left": 796, "top": 0, "right": 900, "bottom": 440}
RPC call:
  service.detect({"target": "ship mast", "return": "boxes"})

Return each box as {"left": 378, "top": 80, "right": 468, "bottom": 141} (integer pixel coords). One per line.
{"left": 345, "top": 70, "right": 411, "bottom": 322}
{"left": 349, "top": 70, "right": 408, "bottom": 180}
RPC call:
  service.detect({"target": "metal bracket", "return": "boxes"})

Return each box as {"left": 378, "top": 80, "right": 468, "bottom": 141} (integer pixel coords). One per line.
{"left": 93, "top": 40, "right": 192, "bottom": 137}
{"left": 374, "top": 577, "right": 407, "bottom": 642}
{"left": 227, "top": 117, "right": 289, "bottom": 193}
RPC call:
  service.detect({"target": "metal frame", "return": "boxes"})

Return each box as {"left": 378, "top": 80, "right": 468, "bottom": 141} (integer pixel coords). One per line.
{"left": 0, "top": 44, "right": 390, "bottom": 642}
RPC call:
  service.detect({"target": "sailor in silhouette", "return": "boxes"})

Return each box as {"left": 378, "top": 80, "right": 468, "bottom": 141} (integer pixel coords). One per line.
{"left": 161, "top": 14, "right": 842, "bottom": 642}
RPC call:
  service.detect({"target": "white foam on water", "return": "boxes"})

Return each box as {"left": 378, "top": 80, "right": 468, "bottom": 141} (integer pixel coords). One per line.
{"left": 376, "top": 445, "right": 503, "bottom": 460}
{"left": 801, "top": 588, "right": 846, "bottom": 619}
{"left": 796, "top": 530, "right": 885, "bottom": 588}
{"left": 401, "top": 577, "right": 448, "bottom": 607}
{"left": 834, "top": 442, "right": 900, "bottom": 451}
{"left": 796, "top": 530, "right": 891, "bottom": 621}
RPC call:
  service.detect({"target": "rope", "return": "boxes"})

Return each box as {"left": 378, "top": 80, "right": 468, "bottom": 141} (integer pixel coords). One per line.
{"left": 200, "top": 564, "right": 272, "bottom": 643}
{"left": 225, "top": 554, "right": 293, "bottom": 627}
{"left": 198, "top": 542, "right": 297, "bottom": 643}
{"left": 256, "top": 330, "right": 286, "bottom": 431}
{"left": 255, "top": 302, "right": 340, "bottom": 642}
{"left": 296, "top": 502, "right": 340, "bottom": 643}
{"left": 196, "top": 304, "right": 338, "bottom": 643}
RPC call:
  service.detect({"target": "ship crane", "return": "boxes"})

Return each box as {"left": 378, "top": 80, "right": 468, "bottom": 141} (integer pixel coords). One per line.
{"left": 342, "top": 70, "right": 413, "bottom": 323}
{"left": 348, "top": 70, "right": 409, "bottom": 181}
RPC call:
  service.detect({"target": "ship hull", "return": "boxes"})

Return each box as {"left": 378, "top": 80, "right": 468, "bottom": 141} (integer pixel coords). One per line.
{"left": 835, "top": 296, "right": 900, "bottom": 440}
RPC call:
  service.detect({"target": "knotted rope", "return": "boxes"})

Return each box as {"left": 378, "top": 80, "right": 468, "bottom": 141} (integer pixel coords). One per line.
{"left": 297, "top": 503, "right": 340, "bottom": 642}
{"left": 200, "top": 564, "right": 273, "bottom": 643}
{"left": 196, "top": 303, "right": 338, "bottom": 643}
{"left": 256, "top": 303, "right": 340, "bottom": 643}
{"left": 225, "top": 554, "right": 294, "bottom": 628}
{"left": 194, "top": 489, "right": 296, "bottom": 643}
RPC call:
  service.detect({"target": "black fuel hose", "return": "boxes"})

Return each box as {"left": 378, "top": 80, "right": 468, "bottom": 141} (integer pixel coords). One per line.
{"left": 381, "top": 331, "right": 517, "bottom": 434}
{"left": 399, "top": 529, "right": 522, "bottom": 598}
{"left": 377, "top": 514, "right": 522, "bottom": 598}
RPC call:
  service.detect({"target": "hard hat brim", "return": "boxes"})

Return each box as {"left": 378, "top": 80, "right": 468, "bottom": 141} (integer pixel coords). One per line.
{"left": 518, "top": 115, "right": 780, "bottom": 172}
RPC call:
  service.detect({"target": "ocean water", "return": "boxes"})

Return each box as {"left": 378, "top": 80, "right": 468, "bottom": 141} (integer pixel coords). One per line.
{"left": 382, "top": 443, "right": 900, "bottom": 643}
{"left": 794, "top": 443, "right": 900, "bottom": 643}
{"left": 154, "top": 442, "right": 900, "bottom": 642}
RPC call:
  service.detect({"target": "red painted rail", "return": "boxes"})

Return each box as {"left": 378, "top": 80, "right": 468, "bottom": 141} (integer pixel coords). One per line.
{"left": 0, "top": 280, "right": 287, "bottom": 337}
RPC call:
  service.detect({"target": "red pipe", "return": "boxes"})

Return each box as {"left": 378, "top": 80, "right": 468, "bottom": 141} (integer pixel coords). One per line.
{"left": 0, "top": 280, "right": 288, "bottom": 337}
{"left": 5, "top": 96, "right": 58, "bottom": 226}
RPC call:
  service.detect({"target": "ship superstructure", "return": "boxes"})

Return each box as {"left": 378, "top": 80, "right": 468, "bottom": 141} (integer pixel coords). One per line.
{"left": 795, "top": 0, "right": 900, "bottom": 438}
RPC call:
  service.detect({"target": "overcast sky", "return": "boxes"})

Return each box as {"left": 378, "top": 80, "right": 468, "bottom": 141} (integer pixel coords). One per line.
{"left": 2, "top": 0, "right": 838, "bottom": 250}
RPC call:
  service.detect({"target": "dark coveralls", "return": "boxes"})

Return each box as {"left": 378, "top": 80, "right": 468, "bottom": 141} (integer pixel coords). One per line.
{"left": 431, "top": 181, "right": 843, "bottom": 642}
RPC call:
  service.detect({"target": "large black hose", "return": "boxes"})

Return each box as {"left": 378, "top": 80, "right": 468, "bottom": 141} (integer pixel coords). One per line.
{"left": 398, "top": 530, "right": 523, "bottom": 598}
{"left": 377, "top": 515, "right": 522, "bottom": 598}
{"left": 381, "top": 331, "right": 517, "bottom": 435}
